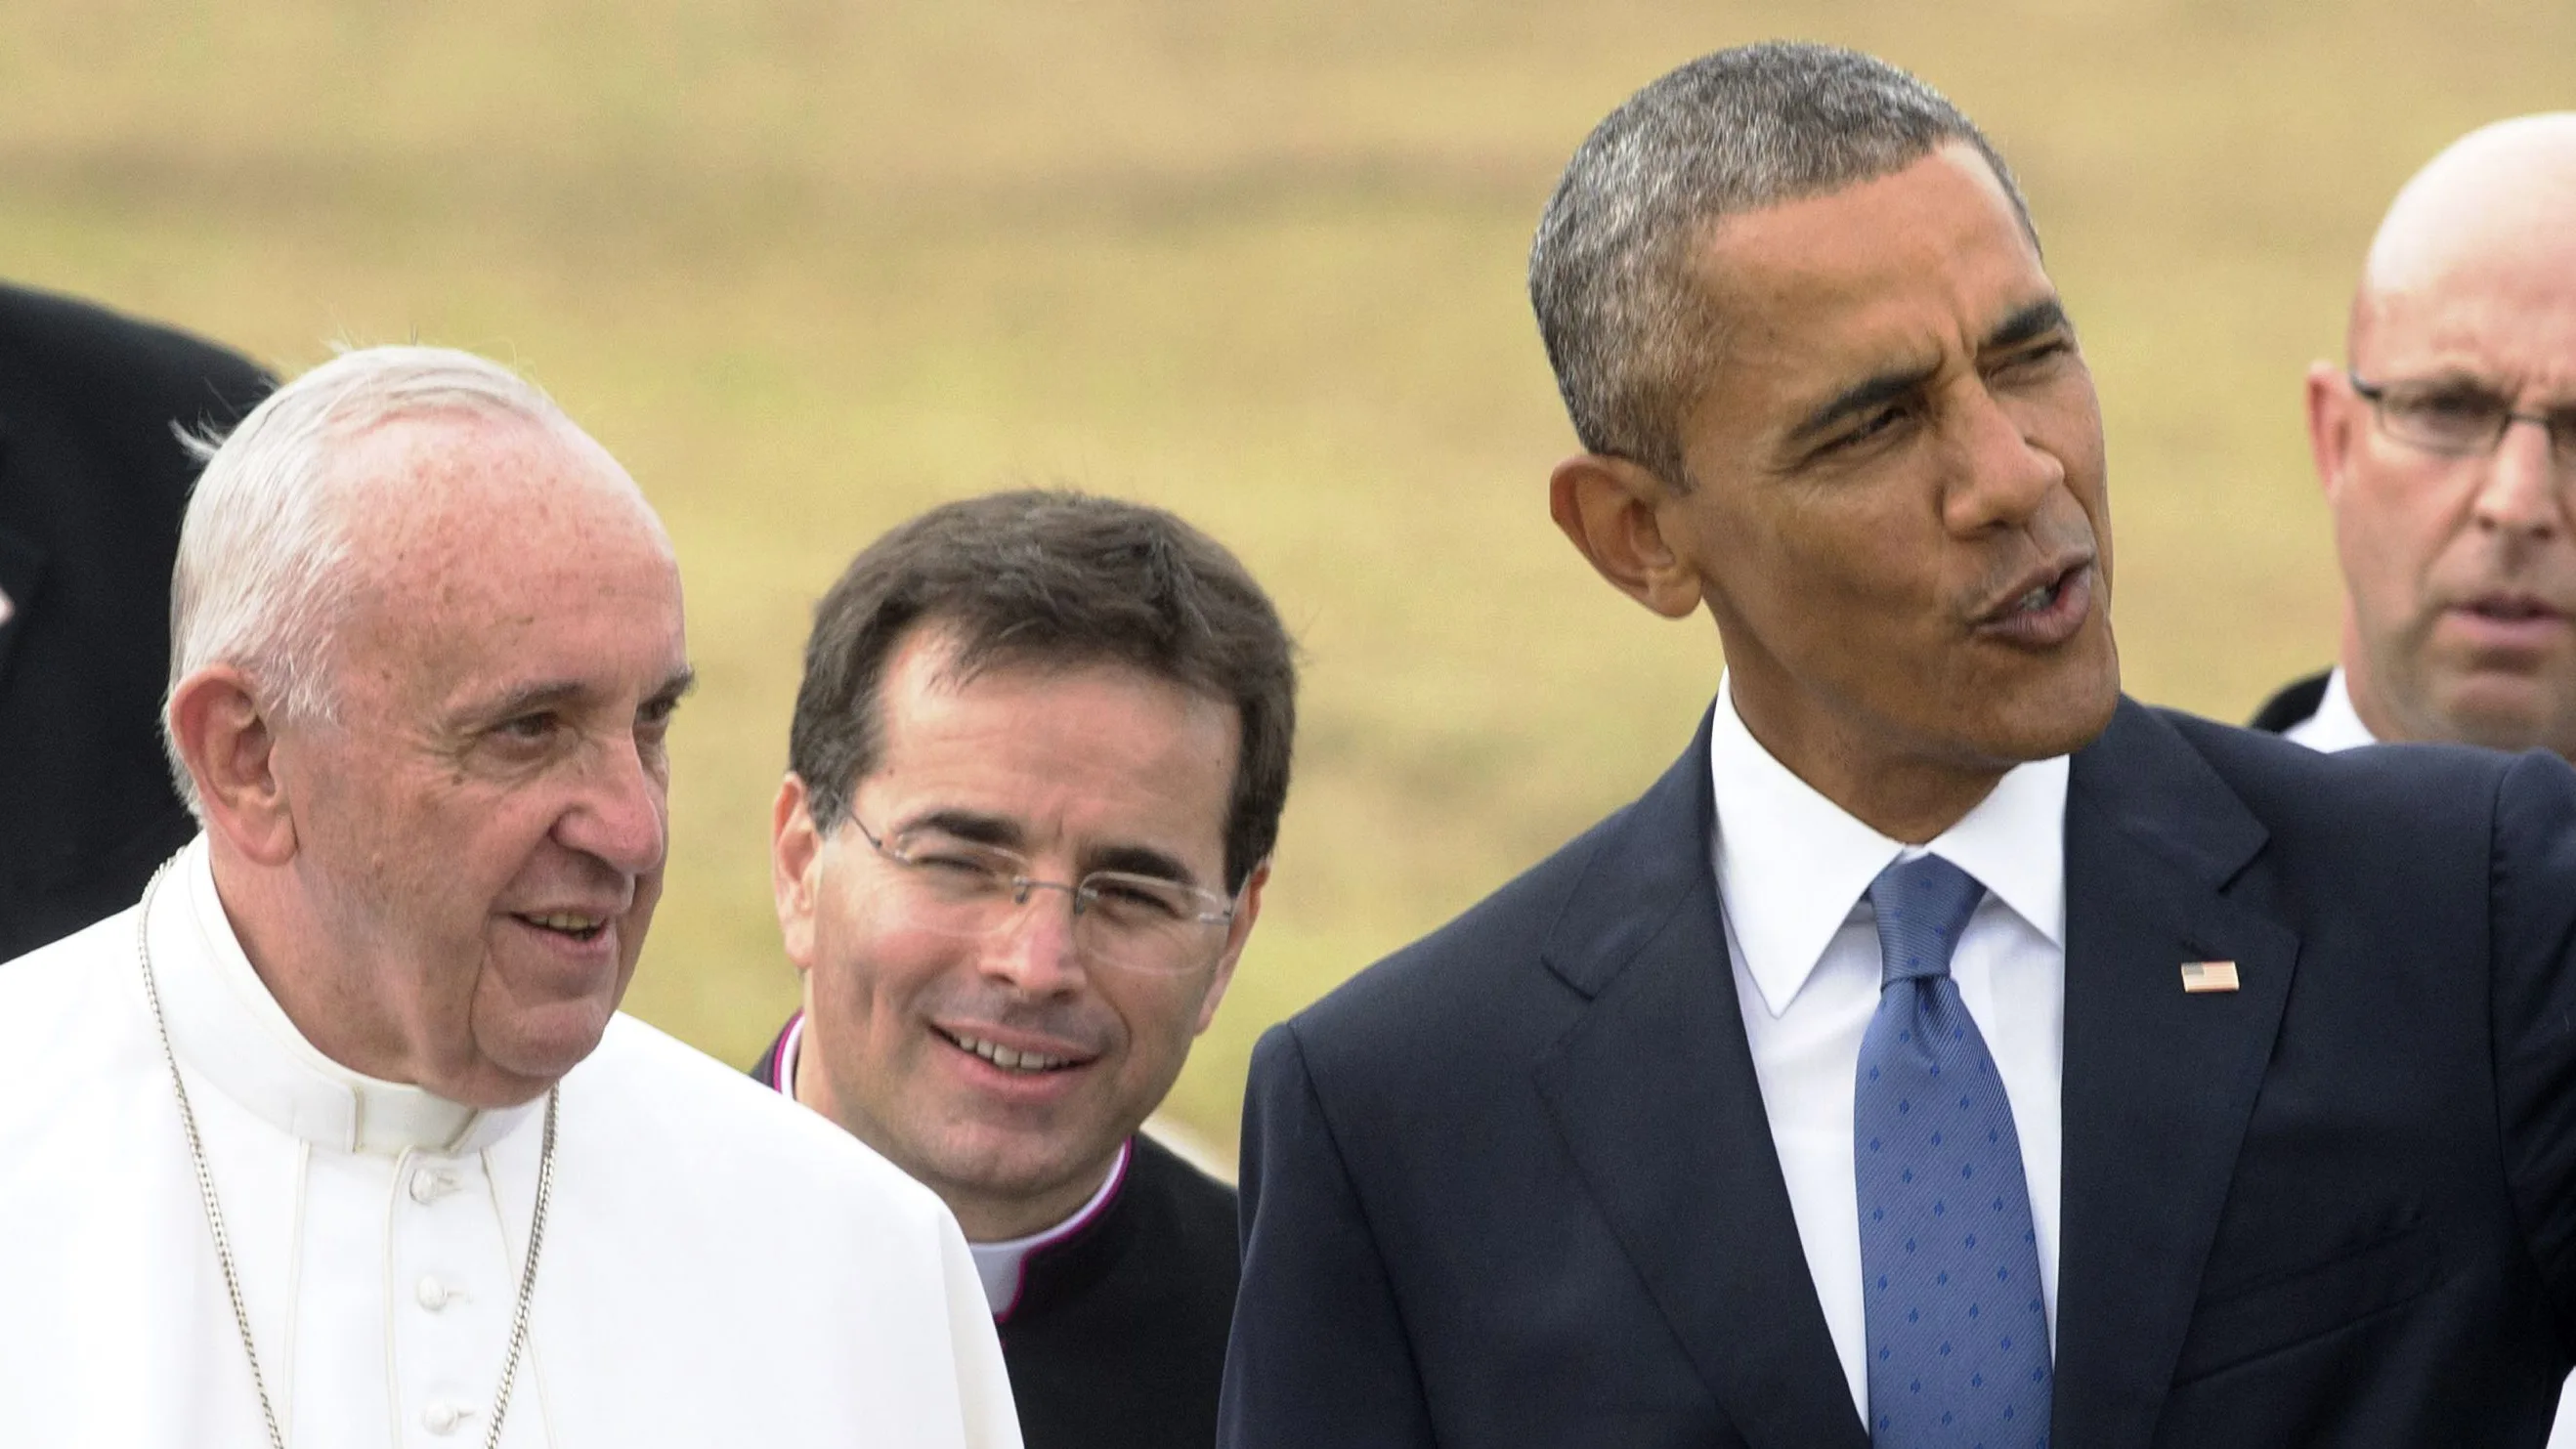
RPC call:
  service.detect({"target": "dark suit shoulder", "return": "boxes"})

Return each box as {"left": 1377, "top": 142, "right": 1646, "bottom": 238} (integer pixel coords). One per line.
{"left": 2083, "top": 704, "right": 2528, "bottom": 978}
{"left": 0, "top": 280, "right": 272, "bottom": 423}
{"left": 1287, "top": 796, "right": 1630, "bottom": 1061}
{"left": 2155, "top": 703, "right": 2517, "bottom": 834}
{"left": 2247, "top": 669, "right": 2331, "bottom": 734}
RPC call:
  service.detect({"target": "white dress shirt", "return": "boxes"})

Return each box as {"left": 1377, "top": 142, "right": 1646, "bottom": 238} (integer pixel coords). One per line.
{"left": 1707, "top": 674, "right": 2066, "bottom": 1422}
{"left": 0, "top": 836, "right": 1022, "bottom": 1448}
{"left": 2282, "top": 666, "right": 2379, "bottom": 752}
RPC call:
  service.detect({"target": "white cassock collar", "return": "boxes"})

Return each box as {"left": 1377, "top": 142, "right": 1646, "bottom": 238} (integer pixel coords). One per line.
{"left": 150, "top": 835, "right": 537, "bottom": 1157}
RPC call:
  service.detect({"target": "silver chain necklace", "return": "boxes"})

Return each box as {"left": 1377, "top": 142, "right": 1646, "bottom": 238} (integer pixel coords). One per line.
{"left": 134, "top": 860, "right": 558, "bottom": 1449}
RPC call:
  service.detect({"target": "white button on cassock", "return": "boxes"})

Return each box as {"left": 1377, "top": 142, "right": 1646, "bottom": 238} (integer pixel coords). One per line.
{"left": 422, "top": 1401, "right": 467, "bottom": 1434}
{"left": 415, "top": 1275, "right": 453, "bottom": 1311}
{"left": 408, "top": 1167, "right": 461, "bottom": 1204}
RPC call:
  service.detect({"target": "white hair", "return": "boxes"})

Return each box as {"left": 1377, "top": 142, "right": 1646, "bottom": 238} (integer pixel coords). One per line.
{"left": 164, "top": 344, "right": 575, "bottom": 819}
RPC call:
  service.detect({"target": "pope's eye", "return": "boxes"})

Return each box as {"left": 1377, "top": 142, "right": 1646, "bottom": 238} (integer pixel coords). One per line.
{"left": 496, "top": 713, "right": 558, "bottom": 743}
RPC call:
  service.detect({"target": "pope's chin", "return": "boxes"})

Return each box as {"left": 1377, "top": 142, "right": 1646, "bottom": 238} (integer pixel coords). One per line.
{"left": 454, "top": 995, "right": 623, "bottom": 1106}
{"left": 455, "top": 934, "right": 638, "bottom": 1105}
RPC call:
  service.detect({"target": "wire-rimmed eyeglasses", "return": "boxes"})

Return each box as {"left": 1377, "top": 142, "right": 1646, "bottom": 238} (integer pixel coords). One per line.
{"left": 2348, "top": 370, "right": 2576, "bottom": 469}
{"left": 845, "top": 814, "right": 1238, "bottom": 976}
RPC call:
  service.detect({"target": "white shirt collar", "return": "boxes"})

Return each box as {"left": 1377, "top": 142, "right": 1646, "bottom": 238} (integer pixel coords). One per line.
{"left": 771, "top": 1011, "right": 807, "bottom": 1095}
{"left": 1709, "top": 673, "right": 2070, "bottom": 1018}
{"left": 2282, "top": 666, "right": 2379, "bottom": 753}
{"left": 150, "top": 834, "right": 533, "bottom": 1157}
{"left": 967, "top": 1139, "right": 1131, "bottom": 1317}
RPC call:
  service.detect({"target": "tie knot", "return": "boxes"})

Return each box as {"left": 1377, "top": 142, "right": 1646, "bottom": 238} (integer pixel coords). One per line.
{"left": 1866, "top": 854, "right": 1986, "bottom": 987}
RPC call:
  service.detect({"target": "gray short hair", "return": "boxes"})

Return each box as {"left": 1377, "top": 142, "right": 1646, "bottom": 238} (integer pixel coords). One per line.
{"left": 164, "top": 345, "right": 574, "bottom": 818}
{"left": 1528, "top": 41, "right": 2029, "bottom": 489}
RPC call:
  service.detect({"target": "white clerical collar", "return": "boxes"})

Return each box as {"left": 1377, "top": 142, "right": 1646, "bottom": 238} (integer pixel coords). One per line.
{"left": 967, "top": 1138, "right": 1131, "bottom": 1319}
{"left": 2282, "top": 666, "right": 2379, "bottom": 753}
{"left": 770, "top": 1010, "right": 807, "bottom": 1095}
{"left": 1709, "top": 672, "right": 2070, "bottom": 1019}
{"left": 150, "top": 835, "right": 533, "bottom": 1157}
{"left": 769, "top": 1011, "right": 1131, "bottom": 1319}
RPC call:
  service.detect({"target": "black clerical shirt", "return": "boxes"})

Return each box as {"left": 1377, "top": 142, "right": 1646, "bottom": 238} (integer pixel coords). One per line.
{"left": 752, "top": 1014, "right": 1239, "bottom": 1449}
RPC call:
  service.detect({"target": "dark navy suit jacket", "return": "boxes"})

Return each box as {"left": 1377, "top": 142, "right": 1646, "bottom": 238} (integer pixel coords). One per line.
{"left": 0, "top": 282, "right": 269, "bottom": 959}
{"left": 1222, "top": 698, "right": 2576, "bottom": 1447}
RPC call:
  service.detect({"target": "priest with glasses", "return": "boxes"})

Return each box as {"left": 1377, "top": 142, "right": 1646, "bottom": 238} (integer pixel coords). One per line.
{"left": 759, "top": 490, "right": 1294, "bottom": 1449}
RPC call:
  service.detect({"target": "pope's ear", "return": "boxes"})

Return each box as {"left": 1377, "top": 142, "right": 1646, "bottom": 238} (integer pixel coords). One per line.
{"left": 1548, "top": 453, "right": 1705, "bottom": 619}
{"left": 167, "top": 665, "right": 296, "bottom": 866}
{"left": 771, "top": 774, "right": 825, "bottom": 973}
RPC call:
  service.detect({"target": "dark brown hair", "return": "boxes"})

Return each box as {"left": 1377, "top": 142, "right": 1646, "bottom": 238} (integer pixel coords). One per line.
{"left": 788, "top": 490, "right": 1297, "bottom": 891}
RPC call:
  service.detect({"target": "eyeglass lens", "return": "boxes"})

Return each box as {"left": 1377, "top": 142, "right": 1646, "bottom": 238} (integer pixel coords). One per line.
{"left": 861, "top": 825, "right": 1226, "bottom": 974}
{"left": 2374, "top": 381, "right": 2576, "bottom": 463}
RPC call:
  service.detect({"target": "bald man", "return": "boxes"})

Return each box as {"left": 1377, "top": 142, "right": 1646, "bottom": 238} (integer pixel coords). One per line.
{"left": 2251, "top": 114, "right": 2576, "bottom": 1442}
{"left": 2254, "top": 114, "right": 2576, "bottom": 757}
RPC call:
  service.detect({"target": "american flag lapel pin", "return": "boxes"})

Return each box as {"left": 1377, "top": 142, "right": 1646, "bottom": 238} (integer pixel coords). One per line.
{"left": 2179, "top": 960, "right": 2240, "bottom": 994}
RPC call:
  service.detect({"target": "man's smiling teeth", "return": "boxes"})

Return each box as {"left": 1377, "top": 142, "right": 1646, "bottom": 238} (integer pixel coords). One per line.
{"left": 2014, "top": 580, "right": 2057, "bottom": 613}
{"left": 523, "top": 913, "right": 605, "bottom": 933}
{"left": 944, "top": 1031, "right": 1074, "bottom": 1073}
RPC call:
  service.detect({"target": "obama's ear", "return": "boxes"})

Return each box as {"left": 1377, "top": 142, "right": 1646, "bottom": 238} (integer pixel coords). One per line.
{"left": 1548, "top": 453, "right": 1706, "bottom": 619}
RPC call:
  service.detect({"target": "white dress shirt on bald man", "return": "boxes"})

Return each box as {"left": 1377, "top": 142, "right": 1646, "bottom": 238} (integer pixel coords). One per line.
{"left": 2280, "top": 667, "right": 2380, "bottom": 753}
{"left": 0, "top": 835, "right": 1020, "bottom": 1448}
{"left": 1708, "top": 673, "right": 2067, "bottom": 1423}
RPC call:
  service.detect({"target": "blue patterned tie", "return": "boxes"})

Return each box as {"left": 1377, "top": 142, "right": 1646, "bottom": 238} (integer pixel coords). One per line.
{"left": 1855, "top": 855, "right": 2050, "bottom": 1448}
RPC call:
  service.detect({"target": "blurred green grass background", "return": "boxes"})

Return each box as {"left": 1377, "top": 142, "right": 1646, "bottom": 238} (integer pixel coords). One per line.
{"left": 10, "top": 1, "right": 2573, "bottom": 1164}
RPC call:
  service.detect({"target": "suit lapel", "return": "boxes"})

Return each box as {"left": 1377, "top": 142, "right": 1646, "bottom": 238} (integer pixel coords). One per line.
{"left": 0, "top": 420, "right": 43, "bottom": 691}
{"left": 2052, "top": 702, "right": 2298, "bottom": 1449}
{"left": 1531, "top": 710, "right": 1870, "bottom": 1449}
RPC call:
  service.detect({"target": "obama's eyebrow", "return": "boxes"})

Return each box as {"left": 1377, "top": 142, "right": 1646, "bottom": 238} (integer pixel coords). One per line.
{"left": 1979, "top": 297, "right": 2073, "bottom": 358}
{"left": 1784, "top": 297, "right": 2075, "bottom": 449}
{"left": 1786, "top": 361, "right": 1942, "bottom": 449}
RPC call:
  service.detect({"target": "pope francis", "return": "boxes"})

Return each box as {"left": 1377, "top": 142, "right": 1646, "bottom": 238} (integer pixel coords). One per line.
{"left": 0, "top": 346, "right": 1021, "bottom": 1448}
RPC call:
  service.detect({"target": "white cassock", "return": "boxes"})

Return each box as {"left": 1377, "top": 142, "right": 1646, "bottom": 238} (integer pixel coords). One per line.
{"left": 0, "top": 837, "right": 1022, "bottom": 1448}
